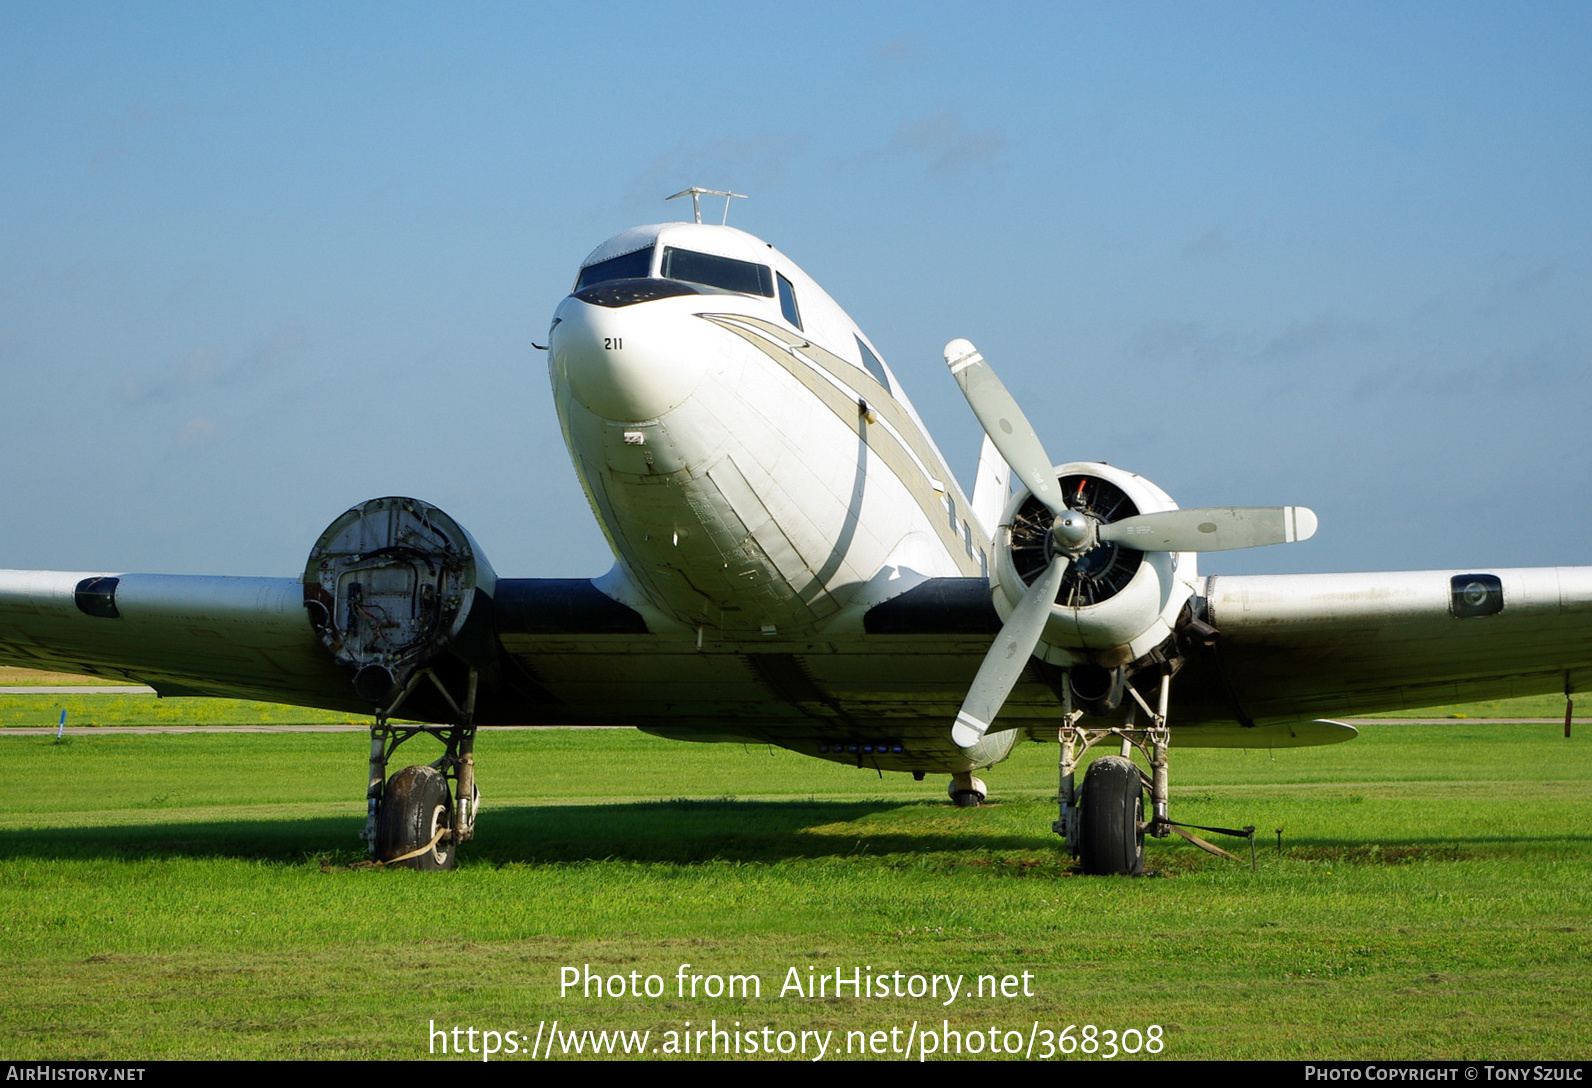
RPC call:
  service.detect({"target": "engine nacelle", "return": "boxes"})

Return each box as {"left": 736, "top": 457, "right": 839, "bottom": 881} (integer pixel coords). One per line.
{"left": 991, "top": 462, "right": 1194, "bottom": 669}
{"left": 302, "top": 496, "right": 497, "bottom": 704}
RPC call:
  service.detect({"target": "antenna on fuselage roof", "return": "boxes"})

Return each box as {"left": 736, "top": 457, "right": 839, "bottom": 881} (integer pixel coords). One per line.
{"left": 667, "top": 187, "right": 746, "bottom": 226}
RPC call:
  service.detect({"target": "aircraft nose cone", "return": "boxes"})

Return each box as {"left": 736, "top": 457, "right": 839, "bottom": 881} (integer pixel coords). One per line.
{"left": 551, "top": 298, "right": 709, "bottom": 423}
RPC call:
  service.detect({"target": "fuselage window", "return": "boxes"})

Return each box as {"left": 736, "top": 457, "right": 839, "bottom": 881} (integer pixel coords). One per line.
{"left": 660, "top": 247, "right": 775, "bottom": 297}
{"left": 856, "top": 336, "right": 891, "bottom": 393}
{"left": 575, "top": 246, "right": 655, "bottom": 291}
{"left": 777, "top": 273, "right": 802, "bottom": 330}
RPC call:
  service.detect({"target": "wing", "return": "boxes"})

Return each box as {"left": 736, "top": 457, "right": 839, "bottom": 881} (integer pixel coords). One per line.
{"left": 9, "top": 564, "right": 1585, "bottom": 764}
{"left": 0, "top": 570, "right": 359, "bottom": 706}
{"left": 1192, "top": 566, "right": 1592, "bottom": 725}
{"left": 857, "top": 568, "right": 1592, "bottom": 750}
{"left": 0, "top": 569, "right": 678, "bottom": 724}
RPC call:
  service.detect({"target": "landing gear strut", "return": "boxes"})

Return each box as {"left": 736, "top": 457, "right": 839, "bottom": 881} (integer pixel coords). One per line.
{"left": 361, "top": 665, "right": 481, "bottom": 870}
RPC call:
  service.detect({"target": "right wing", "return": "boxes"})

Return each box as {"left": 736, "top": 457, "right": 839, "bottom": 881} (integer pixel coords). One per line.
{"left": 0, "top": 570, "right": 357, "bottom": 706}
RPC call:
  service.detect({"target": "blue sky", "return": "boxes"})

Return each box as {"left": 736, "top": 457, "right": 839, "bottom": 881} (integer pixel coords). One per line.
{"left": 2, "top": 3, "right": 1588, "bottom": 579}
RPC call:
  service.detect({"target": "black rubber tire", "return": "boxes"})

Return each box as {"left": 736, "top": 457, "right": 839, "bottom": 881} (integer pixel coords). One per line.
{"left": 951, "top": 790, "right": 983, "bottom": 808}
{"left": 1078, "top": 756, "right": 1144, "bottom": 876}
{"left": 376, "top": 765, "right": 456, "bottom": 871}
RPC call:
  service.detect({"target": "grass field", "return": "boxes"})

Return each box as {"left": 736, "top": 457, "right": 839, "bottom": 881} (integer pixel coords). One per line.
{"left": 1, "top": 679, "right": 1588, "bottom": 1062}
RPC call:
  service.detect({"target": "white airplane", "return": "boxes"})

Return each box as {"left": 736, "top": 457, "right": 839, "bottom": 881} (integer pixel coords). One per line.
{"left": 3, "top": 189, "right": 1589, "bottom": 874}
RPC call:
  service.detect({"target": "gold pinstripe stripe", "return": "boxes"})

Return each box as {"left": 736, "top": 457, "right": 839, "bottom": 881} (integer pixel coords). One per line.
{"left": 700, "top": 314, "right": 987, "bottom": 577}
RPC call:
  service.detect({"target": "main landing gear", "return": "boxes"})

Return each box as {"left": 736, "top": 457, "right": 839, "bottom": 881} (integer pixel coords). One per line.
{"left": 361, "top": 666, "right": 482, "bottom": 870}
{"left": 1052, "top": 668, "right": 1170, "bottom": 876}
{"left": 1054, "top": 664, "right": 1249, "bottom": 875}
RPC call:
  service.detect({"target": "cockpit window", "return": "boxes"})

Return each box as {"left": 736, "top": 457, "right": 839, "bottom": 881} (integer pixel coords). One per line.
{"left": 856, "top": 336, "right": 891, "bottom": 393}
{"left": 575, "top": 246, "right": 655, "bottom": 291}
{"left": 661, "top": 247, "right": 775, "bottom": 297}
{"left": 777, "top": 273, "right": 802, "bottom": 330}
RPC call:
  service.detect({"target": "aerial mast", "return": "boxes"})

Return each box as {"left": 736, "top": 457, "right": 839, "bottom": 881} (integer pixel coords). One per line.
{"left": 667, "top": 187, "right": 746, "bottom": 225}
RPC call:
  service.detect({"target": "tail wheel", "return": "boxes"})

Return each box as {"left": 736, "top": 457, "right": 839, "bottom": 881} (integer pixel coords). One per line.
{"left": 948, "top": 773, "right": 987, "bottom": 808}
{"left": 376, "top": 765, "right": 456, "bottom": 871}
{"left": 1078, "top": 756, "right": 1145, "bottom": 876}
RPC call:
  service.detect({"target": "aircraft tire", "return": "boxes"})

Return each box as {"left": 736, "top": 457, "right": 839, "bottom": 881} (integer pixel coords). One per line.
{"left": 376, "top": 765, "right": 456, "bottom": 871}
{"left": 1078, "top": 756, "right": 1144, "bottom": 876}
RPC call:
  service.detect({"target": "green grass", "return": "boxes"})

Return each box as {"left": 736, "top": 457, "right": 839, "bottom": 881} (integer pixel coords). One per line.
{"left": 0, "top": 694, "right": 367, "bottom": 728}
{"left": 1, "top": 718, "right": 1588, "bottom": 1061}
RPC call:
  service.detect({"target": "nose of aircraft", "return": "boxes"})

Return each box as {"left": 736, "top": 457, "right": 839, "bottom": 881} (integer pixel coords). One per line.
{"left": 551, "top": 297, "right": 710, "bottom": 423}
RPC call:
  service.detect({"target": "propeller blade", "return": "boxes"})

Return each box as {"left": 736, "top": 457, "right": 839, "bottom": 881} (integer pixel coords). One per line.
{"left": 944, "top": 339, "right": 1065, "bottom": 517}
{"left": 1097, "top": 506, "right": 1318, "bottom": 553}
{"left": 952, "top": 555, "right": 1069, "bottom": 748}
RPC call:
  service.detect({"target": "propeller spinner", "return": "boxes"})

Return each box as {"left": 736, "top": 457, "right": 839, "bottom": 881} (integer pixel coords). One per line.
{"left": 943, "top": 339, "right": 1317, "bottom": 749}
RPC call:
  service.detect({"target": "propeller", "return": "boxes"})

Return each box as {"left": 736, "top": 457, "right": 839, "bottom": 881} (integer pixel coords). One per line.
{"left": 946, "top": 339, "right": 1073, "bottom": 748}
{"left": 943, "top": 338, "right": 1318, "bottom": 749}
{"left": 946, "top": 339, "right": 1066, "bottom": 517}
{"left": 953, "top": 553, "right": 1068, "bottom": 748}
{"left": 1098, "top": 505, "right": 1318, "bottom": 552}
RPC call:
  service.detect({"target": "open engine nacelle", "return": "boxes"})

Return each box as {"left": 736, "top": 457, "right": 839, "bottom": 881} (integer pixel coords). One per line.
{"left": 302, "top": 496, "right": 497, "bottom": 705}
{"left": 991, "top": 462, "right": 1194, "bottom": 670}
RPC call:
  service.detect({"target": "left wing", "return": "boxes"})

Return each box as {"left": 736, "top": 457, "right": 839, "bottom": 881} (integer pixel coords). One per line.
{"left": 1190, "top": 566, "right": 1592, "bottom": 724}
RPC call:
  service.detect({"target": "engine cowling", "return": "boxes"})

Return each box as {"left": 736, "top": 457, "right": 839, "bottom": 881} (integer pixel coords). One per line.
{"left": 990, "top": 462, "right": 1194, "bottom": 669}
{"left": 302, "top": 496, "right": 497, "bottom": 704}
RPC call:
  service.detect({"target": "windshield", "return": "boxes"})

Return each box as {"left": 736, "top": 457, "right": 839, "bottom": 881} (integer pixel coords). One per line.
{"left": 575, "top": 246, "right": 655, "bottom": 291}
{"left": 660, "top": 246, "right": 774, "bottom": 297}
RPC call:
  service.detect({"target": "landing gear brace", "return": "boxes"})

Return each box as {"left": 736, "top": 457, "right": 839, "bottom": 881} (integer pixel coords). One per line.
{"left": 1055, "top": 667, "right": 1255, "bottom": 875}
